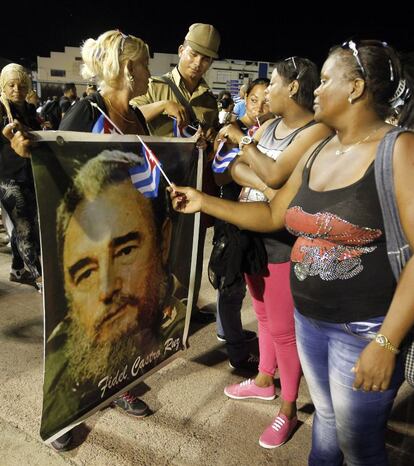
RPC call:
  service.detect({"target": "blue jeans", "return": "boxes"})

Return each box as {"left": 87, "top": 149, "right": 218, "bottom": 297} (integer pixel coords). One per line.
{"left": 216, "top": 280, "right": 247, "bottom": 363}
{"left": 294, "top": 310, "right": 404, "bottom": 466}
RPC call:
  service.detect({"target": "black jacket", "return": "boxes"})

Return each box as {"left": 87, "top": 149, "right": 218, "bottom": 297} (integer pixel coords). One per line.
{"left": 0, "top": 101, "right": 40, "bottom": 181}
{"left": 59, "top": 92, "right": 148, "bottom": 133}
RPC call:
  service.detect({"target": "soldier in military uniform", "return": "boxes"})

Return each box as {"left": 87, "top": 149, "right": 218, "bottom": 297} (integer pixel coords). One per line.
{"left": 133, "top": 24, "right": 221, "bottom": 320}
{"left": 132, "top": 22, "right": 220, "bottom": 140}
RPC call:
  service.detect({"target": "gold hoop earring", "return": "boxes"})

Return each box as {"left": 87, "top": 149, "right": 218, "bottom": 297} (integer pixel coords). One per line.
{"left": 348, "top": 96, "right": 353, "bottom": 104}
{"left": 127, "top": 74, "right": 135, "bottom": 83}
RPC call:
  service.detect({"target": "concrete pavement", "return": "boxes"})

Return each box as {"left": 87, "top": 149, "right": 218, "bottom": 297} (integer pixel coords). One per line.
{"left": 0, "top": 228, "right": 413, "bottom": 465}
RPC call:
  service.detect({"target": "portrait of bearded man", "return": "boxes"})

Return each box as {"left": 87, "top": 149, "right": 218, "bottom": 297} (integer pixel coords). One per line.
{"left": 40, "top": 150, "right": 185, "bottom": 439}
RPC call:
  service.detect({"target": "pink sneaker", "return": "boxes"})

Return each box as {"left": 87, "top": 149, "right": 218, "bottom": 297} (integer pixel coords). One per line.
{"left": 224, "top": 378, "right": 276, "bottom": 400}
{"left": 259, "top": 413, "right": 298, "bottom": 448}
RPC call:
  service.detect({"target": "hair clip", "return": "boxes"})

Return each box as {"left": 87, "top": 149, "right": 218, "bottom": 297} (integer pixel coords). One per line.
{"left": 388, "top": 59, "right": 394, "bottom": 82}
{"left": 95, "top": 46, "right": 103, "bottom": 60}
{"left": 285, "top": 56, "right": 297, "bottom": 70}
{"left": 389, "top": 79, "right": 411, "bottom": 108}
{"left": 117, "top": 30, "right": 129, "bottom": 53}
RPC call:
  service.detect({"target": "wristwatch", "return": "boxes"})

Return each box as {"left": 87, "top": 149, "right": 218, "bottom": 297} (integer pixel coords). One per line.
{"left": 239, "top": 135, "right": 254, "bottom": 151}
{"left": 374, "top": 333, "right": 400, "bottom": 354}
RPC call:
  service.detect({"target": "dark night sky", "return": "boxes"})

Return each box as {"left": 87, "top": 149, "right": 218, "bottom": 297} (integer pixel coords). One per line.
{"left": 3, "top": 2, "right": 414, "bottom": 70}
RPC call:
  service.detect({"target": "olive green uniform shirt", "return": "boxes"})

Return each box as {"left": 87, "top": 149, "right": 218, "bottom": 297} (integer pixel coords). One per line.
{"left": 131, "top": 67, "right": 219, "bottom": 137}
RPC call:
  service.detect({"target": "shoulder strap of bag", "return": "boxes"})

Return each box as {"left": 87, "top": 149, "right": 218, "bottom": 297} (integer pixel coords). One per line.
{"left": 374, "top": 126, "right": 412, "bottom": 280}
{"left": 157, "top": 75, "right": 198, "bottom": 123}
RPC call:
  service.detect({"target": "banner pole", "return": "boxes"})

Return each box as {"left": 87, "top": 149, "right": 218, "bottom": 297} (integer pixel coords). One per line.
{"left": 182, "top": 147, "right": 203, "bottom": 345}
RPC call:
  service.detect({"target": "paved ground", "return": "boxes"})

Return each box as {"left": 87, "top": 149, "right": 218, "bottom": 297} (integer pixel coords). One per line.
{"left": 0, "top": 228, "right": 414, "bottom": 465}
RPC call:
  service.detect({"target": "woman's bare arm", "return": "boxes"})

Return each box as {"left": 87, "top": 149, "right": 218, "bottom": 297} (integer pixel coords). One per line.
{"left": 242, "top": 123, "right": 332, "bottom": 187}
{"left": 170, "top": 143, "right": 313, "bottom": 232}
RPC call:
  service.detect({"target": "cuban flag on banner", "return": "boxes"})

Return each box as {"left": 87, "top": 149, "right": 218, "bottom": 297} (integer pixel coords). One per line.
{"left": 92, "top": 114, "right": 117, "bottom": 134}
{"left": 172, "top": 119, "right": 197, "bottom": 138}
{"left": 129, "top": 145, "right": 161, "bottom": 198}
{"left": 212, "top": 141, "right": 239, "bottom": 174}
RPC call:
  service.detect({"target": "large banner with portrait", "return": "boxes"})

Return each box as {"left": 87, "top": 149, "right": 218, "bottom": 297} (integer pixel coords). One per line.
{"left": 31, "top": 132, "right": 201, "bottom": 442}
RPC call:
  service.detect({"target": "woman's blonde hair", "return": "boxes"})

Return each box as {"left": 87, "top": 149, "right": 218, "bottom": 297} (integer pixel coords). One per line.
{"left": 81, "top": 30, "right": 149, "bottom": 90}
{"left": 0, "top": 63, "right": 31, "bottom": 122}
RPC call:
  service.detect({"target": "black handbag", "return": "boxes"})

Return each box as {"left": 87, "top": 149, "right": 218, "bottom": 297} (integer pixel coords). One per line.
{"left": 208, "top": 221, "right": 267, "bottom": 294}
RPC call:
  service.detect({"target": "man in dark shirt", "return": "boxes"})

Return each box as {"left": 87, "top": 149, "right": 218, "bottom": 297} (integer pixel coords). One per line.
{"left": 59, "top": 82, "right": 77, "bottom": 116}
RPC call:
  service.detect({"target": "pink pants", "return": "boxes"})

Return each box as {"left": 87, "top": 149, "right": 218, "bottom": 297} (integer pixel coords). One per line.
{"left": 245, "top": 261, "right": 301, "bottom": 402}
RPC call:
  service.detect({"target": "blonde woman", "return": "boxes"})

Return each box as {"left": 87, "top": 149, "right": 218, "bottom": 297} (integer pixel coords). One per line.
{"left": 60, "top": 29, "right": 185, "bottom": 134}
{"left": 46, "top": 30, "right": 158, "bottom": 451}
{"left": 0, "top": 63, "right": 42, "bottom": 290}
{"left": 60, "top": 30, "right": 150, "bottom": 134}
{"left": 3, "top": 30, "right": 192, "bottom": 451}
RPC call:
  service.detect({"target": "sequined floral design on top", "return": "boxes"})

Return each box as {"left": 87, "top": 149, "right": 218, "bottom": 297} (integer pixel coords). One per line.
{"left": 285, "top": 206, "right": 382, "bottom": 281}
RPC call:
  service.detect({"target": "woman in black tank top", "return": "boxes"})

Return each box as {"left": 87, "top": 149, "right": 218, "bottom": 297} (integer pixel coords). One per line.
{"left": 170, "top": 42, "right": 414, "bottom": 464}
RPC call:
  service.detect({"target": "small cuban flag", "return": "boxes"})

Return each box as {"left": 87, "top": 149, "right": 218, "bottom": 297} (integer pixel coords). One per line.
{"left": 212, "top": 140, "right": 240, "bottom": 174}
{"left": 129, "top": 145, "right": 161, "bottom": 198}
{"left": 91, "top": 114, "right": 116, "bottom": 134}
{"left": 172, "top": 118, "right": 198, "bottom": 138}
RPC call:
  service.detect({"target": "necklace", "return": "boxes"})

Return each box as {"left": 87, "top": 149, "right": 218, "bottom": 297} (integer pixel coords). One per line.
{"left": 105, "top": 97, "right": 136, "bottom": 124}
{"left": 335, "top": 126, "right": 382, "bottom": 156}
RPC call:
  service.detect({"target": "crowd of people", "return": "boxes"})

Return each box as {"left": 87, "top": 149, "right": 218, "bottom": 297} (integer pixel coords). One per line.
{"left": 1, "top": 22, "right": 414, "bottom": 465}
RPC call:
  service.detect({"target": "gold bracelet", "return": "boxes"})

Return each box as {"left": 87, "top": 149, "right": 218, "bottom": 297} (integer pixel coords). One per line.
{"left": 374, "top": 333, "right": 400, "bottom": 354}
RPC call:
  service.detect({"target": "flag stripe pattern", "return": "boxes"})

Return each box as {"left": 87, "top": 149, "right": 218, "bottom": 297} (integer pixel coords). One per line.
{"left": 129, "top": 145, "right": 161, "bottom": 198}
{"left": 173, "top": 119, "right": 197, "bottom": 138}
{"left": 91, "top": 114, "right": 116, "bottom": 134}
{"left": 173, "top": 119, "right": 182, "bottom": 137}
{"left": 212, "top": 141, "right": 239, "bottom": 174}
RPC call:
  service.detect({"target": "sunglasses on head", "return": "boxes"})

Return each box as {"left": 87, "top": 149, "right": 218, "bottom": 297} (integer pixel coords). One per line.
{"left": 117, "top": 30, "right": 130, "bottom": 53}
{"left": 285, "top": 56, "right": 297, "bottom": 70}
{"left": 341, "top": 40, "right": 389, "bottom": 78}
{"left": 284, "top": 56, "right": 306, "bottom": 80}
